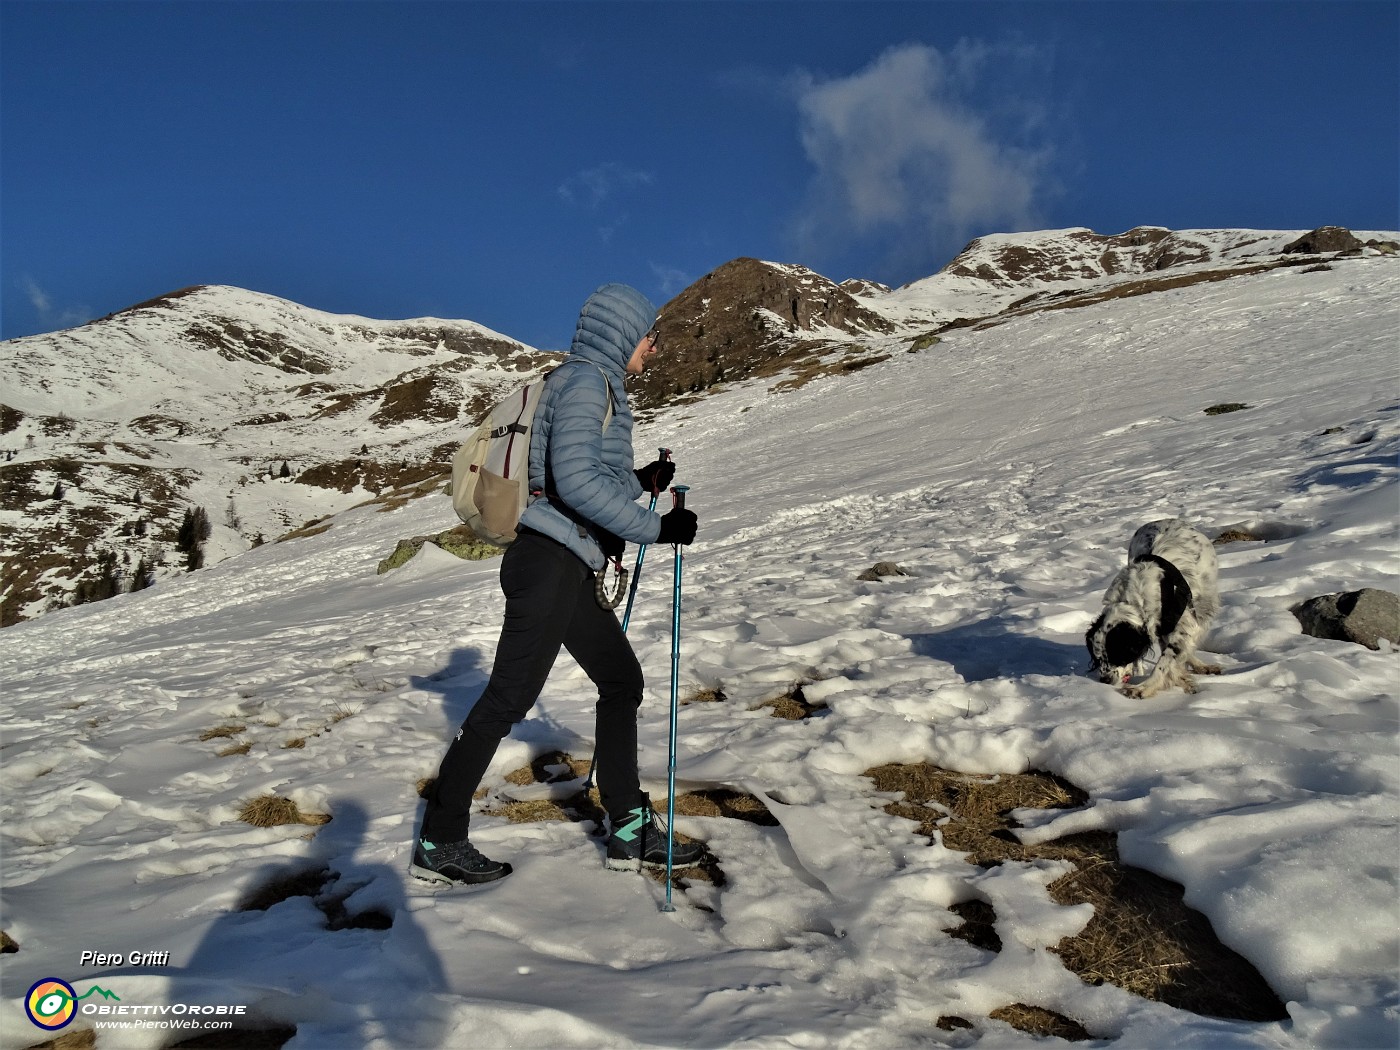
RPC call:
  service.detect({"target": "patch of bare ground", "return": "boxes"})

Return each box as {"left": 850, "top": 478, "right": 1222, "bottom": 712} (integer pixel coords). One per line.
{"left": 275, "top": 517, "right": 334, "bottom": 543}
{"left": 294, "top": 458, "right": 443, "bottom": 496}
{"left": 756, "top": 675, "right": 831, "bottom": 720}
{"left": 238, "top": 865, "right": 391, "bottom": 932}
{"left": 1005, "top": 261, "right": 1281, "bottom": 323}
{"left": 184, "top": 318, "right": 332, "bottom": 374}
{"left": 235, "top": 794, "right": 332, "bottom": 829}
{"left": 199, "top": 721, "right": 246, "bottom": 741}
{"left": 989, "top": 1004, "right": 1094, "bottom": 1041}
{"left": 353, "top": 473, "right": 448, "bottom": 514}
{"left": 369, "top": 373, "right": 460, "bottom": 426}
{"left": 466, "top": 750, "right": 780, "bottom": 894}
{"left": 0, "top": 458, "right": 193, "bottom": 626}
{"left": 309, "top": 388, "right": 380, "bottom": 420}
{"left": 868, "top": 762, "right": 1288, "bottom": 1025}
{"left": 769, "top": 348, "right": 892, "bottom": 393}
{"left": 1214, "top": 527, "right": 1265, "bottom": 544}
{"left": 2, "top": 929, "right": 17, "bottom": 952}
{"left": 681, "top": 686, "right": 727, "bottom": 706}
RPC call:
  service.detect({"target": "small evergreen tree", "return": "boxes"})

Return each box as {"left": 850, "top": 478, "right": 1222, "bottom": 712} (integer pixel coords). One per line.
{"left": 279, "top": 461, "right": 291, "bottom": 479}
{"left": 130, "top": 555, "right": 154, "bottom": 591}
{"left": 175, "top": 506, "right": 212, "bottom": 572}
{"left": 74, "top": 551, "right": 121, "bottom": 605}
{"left": 51, "top": 481, "right": 65, "bottom": 500}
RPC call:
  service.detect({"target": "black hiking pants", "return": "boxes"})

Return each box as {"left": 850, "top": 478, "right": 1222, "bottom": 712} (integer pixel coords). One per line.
{"left": 420, "top": 528, "right": 646, "bottom": 844}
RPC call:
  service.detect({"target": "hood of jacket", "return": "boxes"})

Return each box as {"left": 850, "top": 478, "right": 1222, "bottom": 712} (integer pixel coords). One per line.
{"left": 568, "top": 283, "right": 657, "bottom": 375}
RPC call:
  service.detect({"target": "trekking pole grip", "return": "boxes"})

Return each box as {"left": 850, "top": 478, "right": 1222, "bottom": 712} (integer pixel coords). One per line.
{"left": 672, "top": 484, "right": 688, "bottom": 511}
{"left": 652, "top": 447, "right": 672, "bottom": 495}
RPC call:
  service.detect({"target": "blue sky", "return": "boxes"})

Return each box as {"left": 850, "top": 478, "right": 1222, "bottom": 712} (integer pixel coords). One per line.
{"left": 3, "top": 1, "right": 1397, "bottom": 350}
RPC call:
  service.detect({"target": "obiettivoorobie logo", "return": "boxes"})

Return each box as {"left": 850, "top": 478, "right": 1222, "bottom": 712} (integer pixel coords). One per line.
{"left": 25, "top": 978, "right": 119, "bottom": 1030}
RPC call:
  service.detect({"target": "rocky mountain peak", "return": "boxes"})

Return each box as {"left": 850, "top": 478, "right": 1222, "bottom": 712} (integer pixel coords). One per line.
{"left": 627, "top": 257, "right": 895, "bottom": 410}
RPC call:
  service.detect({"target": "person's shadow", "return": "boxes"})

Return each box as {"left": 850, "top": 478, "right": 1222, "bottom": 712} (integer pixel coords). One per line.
{"left": 410, "top": 646, "right": 490, "bottom": 735}
{"left": 137, "top": 798, "right": 454, "bottom": 1048}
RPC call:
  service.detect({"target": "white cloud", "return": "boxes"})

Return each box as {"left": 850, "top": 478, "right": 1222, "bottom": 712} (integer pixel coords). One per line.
{"left": 649, "top": 262, "right": 693, "bottom": 298}
{"left": 789, "top": 42, "right": 1055, "bottom": 276}
{"left": 558, "top": 163, "right": 655, "bottom": 210}
{"left": 20, "top": 275, "right": 91, "bottom": 332}
{"left": 23, "top": 276, "right": 53, "bottom": 313}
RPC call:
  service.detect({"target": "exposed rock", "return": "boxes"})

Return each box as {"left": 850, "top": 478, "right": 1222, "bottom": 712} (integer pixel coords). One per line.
{"left": 858, "top": 561, "right": 909, "bottom": 582}
{"left": 1291, "top": 588, "right": 1400, "bottom": 650}
{"left": 840, "top": 277, "right": 893, "bottom": 297}
{"left": 628, "top": 257, "right": 896, "bottom": 411}
{"left": 377, "top": 525, "right": 502, "bottom": 574}
{"left": 942, "top": 227, "right": 1218, "bottom": 287}
{"left": 1282, "top": 226, "right": 1363, "bottom": 255}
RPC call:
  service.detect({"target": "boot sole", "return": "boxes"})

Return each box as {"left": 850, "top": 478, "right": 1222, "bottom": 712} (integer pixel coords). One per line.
{"left": 408, "top": 861, "right": 511, "bottom": 887}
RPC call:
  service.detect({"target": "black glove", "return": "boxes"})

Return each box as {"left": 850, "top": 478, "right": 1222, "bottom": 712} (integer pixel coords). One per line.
{"left": 656, "top": 506, "right": 698, "bottom": 546}
{"left": 595, "top": 526, "right": 624, "bottom": 560}
{"left": 635, "top": 459, "right": 676, "bottom": 495}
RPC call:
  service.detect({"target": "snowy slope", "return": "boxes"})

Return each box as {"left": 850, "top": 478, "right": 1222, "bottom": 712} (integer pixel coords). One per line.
{"left": 0, "top": 286, "right": 551, "bottom": 622}
{"left": 1, "top": 251, "right": 1398, "bottom": 1049}
{"left": 2, "top": 285, "right": 533, "bottom": 420}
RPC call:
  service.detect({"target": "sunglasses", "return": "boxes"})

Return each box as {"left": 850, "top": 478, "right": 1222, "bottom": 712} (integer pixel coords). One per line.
{"left": 645, "top": 329, "right": 661, "bottom": 352}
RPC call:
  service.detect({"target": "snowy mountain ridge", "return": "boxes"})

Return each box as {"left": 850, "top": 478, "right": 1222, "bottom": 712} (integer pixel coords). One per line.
{"left": 1, "top": 225, "right": 1394, "bottom": 629}
{"left": 873, "top": 224, "right": 1399, "bottom": 325}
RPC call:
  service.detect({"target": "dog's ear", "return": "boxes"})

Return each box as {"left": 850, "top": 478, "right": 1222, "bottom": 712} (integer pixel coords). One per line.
{"left": 1105, "top": 622, "right": 1149, "bottom": 667}
{"left": 1085, "top": 613, "right": 1105, "bottom": 653}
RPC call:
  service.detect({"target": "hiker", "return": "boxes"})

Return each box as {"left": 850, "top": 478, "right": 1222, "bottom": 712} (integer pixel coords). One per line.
{"left": 412, "top": 283, "right": 702, "bottom": 886}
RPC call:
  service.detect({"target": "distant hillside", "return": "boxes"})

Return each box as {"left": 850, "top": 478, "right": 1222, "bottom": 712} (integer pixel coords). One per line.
{"left": 1, "top": 226, "right": 1393, "bottom": 625}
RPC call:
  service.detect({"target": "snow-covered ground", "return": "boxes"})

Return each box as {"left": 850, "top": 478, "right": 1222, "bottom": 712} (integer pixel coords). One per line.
{"left": 1, "top": 255, "right": 1397, "bottom": 1048}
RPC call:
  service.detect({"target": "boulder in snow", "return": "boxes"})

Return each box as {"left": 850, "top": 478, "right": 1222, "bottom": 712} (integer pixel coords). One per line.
{"left": 1291, "top": 588, "right": 1400, "bottom": 650}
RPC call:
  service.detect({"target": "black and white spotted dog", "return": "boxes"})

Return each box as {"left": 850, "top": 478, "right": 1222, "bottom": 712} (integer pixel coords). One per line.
{"left": 1086, "top": 519, "right": 1222, "bottom": 698}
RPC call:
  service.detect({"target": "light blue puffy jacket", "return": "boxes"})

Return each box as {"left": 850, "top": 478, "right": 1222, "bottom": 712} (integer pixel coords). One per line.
{"left": 517, "top": 284, "right": 662, "bottom": 569}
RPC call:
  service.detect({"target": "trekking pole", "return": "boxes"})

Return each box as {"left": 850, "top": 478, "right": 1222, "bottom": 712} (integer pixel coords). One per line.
{"left": 620, "top": 448, "right": 670, "bottom": 633}
{"left": 584, "top": 449, "right": 671, "bottom": 792}
{"left": 661, "top": 484, "right": 688, "bottom": 913}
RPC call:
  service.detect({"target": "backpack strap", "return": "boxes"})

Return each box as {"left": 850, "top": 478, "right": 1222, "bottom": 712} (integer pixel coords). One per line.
{"left": 540, "top": 361, "right": 618, "bottom": 538}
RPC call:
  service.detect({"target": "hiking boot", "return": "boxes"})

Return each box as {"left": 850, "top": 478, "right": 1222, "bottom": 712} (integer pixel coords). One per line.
{"left": 605, "top": 800, "right": 705, "bottom": 871}
{"left": 409, "top": 837, "right": 512, "bottom": 886}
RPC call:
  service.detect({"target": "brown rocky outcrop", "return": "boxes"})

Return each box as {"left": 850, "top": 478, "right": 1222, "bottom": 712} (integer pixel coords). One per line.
{"left": 627, "top": 257, "right": 895, "bottom": 410}
{"left": 1282, "top": 226, "right": 1364, "bottom": 255}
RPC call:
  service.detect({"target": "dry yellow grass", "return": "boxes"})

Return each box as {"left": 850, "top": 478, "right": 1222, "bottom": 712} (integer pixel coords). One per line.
{"left": 471, "top": 752, "right": 780, "bottom": 893}
{"left": 989, "top": 1004, "right": 1094, "bottom": 1041}
{"left": 236, "top": 795, "right": 331, "bottom": 828}
{"left": 198, "top": 722, "right": 246, "bottom": 741}
{"left": 681, "top": 687, "right": 727, "bottom": 706}
{"left": 868, "top": 761, "right": 1287, "bottom": 1024}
